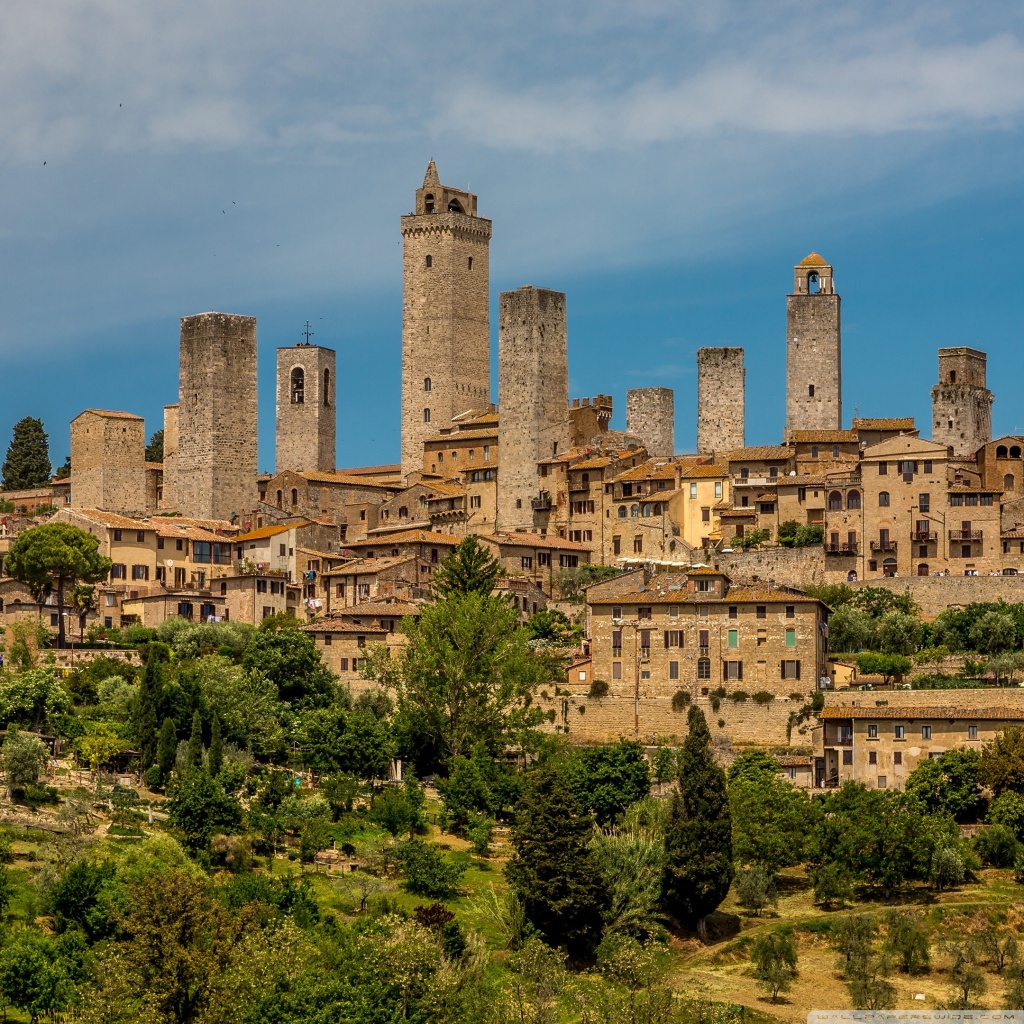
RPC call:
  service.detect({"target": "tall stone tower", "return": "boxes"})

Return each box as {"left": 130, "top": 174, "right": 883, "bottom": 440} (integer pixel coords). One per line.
{"left": 697, "top": 347, "right": 745, "bottom": 453}
{"left": 276, "top": 344, "right": 336, "bottom": 473}
{"left": 160, "top": 404, "right": 179, "bottom": 511}
{"left": 931, "top": 347, "right": 993, "bottom": 456}
{"left": 177, "top": 312, "right": 258, "bottom": 522}
{"left": 626, "top": 388, "right": 674, "bottom": 457}
{"left": 70, "top": 409, "right": 147, "bottom": 514}
{"left": 400, "top": 161, "right": 492, "bottom": 478}
{"left": 497, "top": 287, "right": 569, "bottom": 532}
{"left": 786, "top": 253, "right": 841, "bottom": 434}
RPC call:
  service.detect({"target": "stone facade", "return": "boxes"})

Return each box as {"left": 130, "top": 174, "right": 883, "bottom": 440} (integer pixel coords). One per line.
{"left": 696, "top": 348, "right": 745, "bottom": 453}
{"left": 786, "top": 254, "right": 842, "bottom": 433}
{"left": 161, "top": 404, "right": 179, "bottom": 511}
{"left": 626, "top": 387, "right": 675, "bottom": 458}
{"left": 276, "top": 344, "right": 337, "bottom": 473}
{"left": 177, "top": 312, "right": 258, "bottom": 522}
{"left": 931, "top": 347, "right": 993, "bottom": 457}
{"left": 70, "top": 410, "right": 147, "bottom": 515}
{"left": 400, "top": 161, "right": 492, "bottom": 478}
{"left": 497, "top": 287, "right": 569, "bottom": 531}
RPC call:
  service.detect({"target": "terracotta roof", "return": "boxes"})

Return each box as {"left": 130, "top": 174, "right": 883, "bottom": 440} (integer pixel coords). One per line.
{"left": 147, "top": 520, "right": 223, "bottom": 543}
{"left": 776, "top": 755, "right": 813, "bottom": 767}
{"left": 425, "top": 428, "right": 497, "bottom": 443}
{"left": 235, "top": 522, "right": 303, "bottom": 542}
{"left": 423, "top": 482, "right": 465, "bottom": 497}
{"left": 303, "top": 622, "right": 389, "bottom": 635}
{"left": 719, "top": 508, "right": 756, "bottom": 518}
{"left": 332, "top": 600, "right": 421, "bottom": 618}
{"left": 800, "top": 252, "right": 829, "bottom": 267}
{"left": 726, "top": 446, "right": 793, "bottom": 462}
{"left": 820, "top": 706, "right": 1024, "bottom": 721}
{"left": 349, "top": 529, "right": 458, "bottom": 547}
{"left": 614, "top": 461, "right": 680, "bottom": 482}
{"left": 66, "top": 509, "right": 151, "bottom": 530}
{"left": 74, "top": 409, "right": 144, "bottom": 421}
{"left": 334, "top": 464, "right": 402, "bottom": 476}
{"left": 321, "top": 555, "right": 419, "bottom": 576}
{"left": 570, "top": 457, "right": 614, "bottom": 470}
{"left": 480, "top": 532, "right": 592, "bottom": 552}
{"left": 681, "top": 463, "right": 729, "bottom": 479}
{"left": 852, "top": 418, "right": 916, "bottom": 431}
{"left": 299, "top": 472, "right": 397, "bottom": 488}
{"left": 1002, "top": 529, "right": 1024, "bottom": 540}
{"left": 788, "top": 430, "right": 858, "bottom": 443}
{"left": 451, "top": 409, "right": 498, "bottom": 425}
{"left": 686, "top": 566, "right": 725, "bottom": 575}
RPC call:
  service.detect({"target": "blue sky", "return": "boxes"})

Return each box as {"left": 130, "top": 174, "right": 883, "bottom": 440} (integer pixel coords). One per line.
{"left": 3, "top": 1, "right": 1024, "bottom": 471}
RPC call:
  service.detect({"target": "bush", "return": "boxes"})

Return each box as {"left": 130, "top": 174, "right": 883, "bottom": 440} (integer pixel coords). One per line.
{"left": 735, "top": 864, "right": 778, "bottom": 916}
{"left": 975, "top": 825, "right": 1019, "bottom": 868}
{"left": 671, "top": 690, "right": 691, "bottom": 712}
{"left": 811, "top": 862, "right": 855, "bottom": 908}
{"left": 394, "top": 840, "right": 466, "bottom": 899}
{"left": 728, "top": 690, "right": 749, "bottom": 702}
{"left": 752, "top": 691, "right": 774, "bottom": 704}
{"left": 588, "top": 678, "right": 609, "bottom": 698}
{"left": 144, "top": 765, "right": 162, "bottom": 791}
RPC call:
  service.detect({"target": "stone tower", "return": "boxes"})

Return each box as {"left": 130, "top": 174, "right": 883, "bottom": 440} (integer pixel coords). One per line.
{"left": 70, "top": 409, "right": 147, "bottom": 514}
{"left": 276, "top": 344, "right": 336, "bottom": 473}
{"left": 160, "top": 404, "right": 179, "bottom": 511}
{"left": 931, "top": 347, "right": 993, "bottom": 456}
{"left": 400, "top": 161, "right": 492, "bottom": 478}
{"left": 626, "top": 388, "right": 675, "bottom": 457}
{"left": 497, "top": 287, "right": 569, "bottom": 531}
{"left": 177, "top": 312, "right": 258, "bottom": 522}
{"left": 786, "top": 253, "right": 841, "bottom": 434}
{"left": 697, "top": 347, "right": 745, "bottom": 453}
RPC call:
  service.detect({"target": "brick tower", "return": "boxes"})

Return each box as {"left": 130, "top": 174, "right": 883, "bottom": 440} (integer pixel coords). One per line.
{"left": 786, "top": 253, "right": 841, "bottom": 434}
{"left": 177, "top": 312, "right": 258, "bottom": 522}
{"left": 400, "top": 161, "right": 492, "bottom": 478}
{"left": 626, "top": 388, "right": 675, "bottom": 457}
{"left": 931, "top": 347, "right": 993, "bottom": 456}
{"left": 276, "top": 343, "right": 336, "bottom": 473}
{"left": 70, "top": 409, "right": 147, "bottom": 515}
{"left": 497, "top": 286, "right": 569, "bottom": 531}
{"left": 697, "top": 347, "right": 745, "bottom": 453}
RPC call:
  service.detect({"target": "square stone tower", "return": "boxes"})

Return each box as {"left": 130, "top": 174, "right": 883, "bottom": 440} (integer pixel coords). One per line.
{"left": 931, "top": 346, "right": 993, "bottom": 456}
{"left": 400, "top": 161, "right": 492, "bottom": 479}
{"left": 276, "top": 344, "right": 336, "bottom": 473}
{"left": 70, "top": 409, "right": 147, "bottom": 514}
{"left": 626, "top": 388, "right": 675, "bottom": 457}
{"left": 696, "top": 347, "right": 744, "bottom": 453}
{"left": 177, "top": 312, "right": 258, "bottom": 522}
{"left": 497, "top": 286, "right": 569, "bottom": 532}
{"left": 786, "top": 253, "right": 841, "bottom": 434}
{"left": 160, "top": 404, "right": 179, "bottom": 511}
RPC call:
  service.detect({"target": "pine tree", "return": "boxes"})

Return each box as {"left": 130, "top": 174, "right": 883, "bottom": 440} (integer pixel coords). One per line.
{"left": 1, "top": 417, "right": 51, "bottom": 489}
{"left": 208, "top": 715, "right": 223, "bottom": 777}
{"left": 145, "top": 429, "right": 164, "bottom": 463}
{"left": 186, "top": 711, "right": 204, "bottom": 771}
{"left": 431, "top": 536, "right": 501, "bottom": 597}
{"left": 505, "top": 761, "right": 609, "bottom": 962}
{"left": 157, "top": 717, "right": 178, "bottom": 783}
{"left": 662, "top": 705, "right": 733, "bottom": 936}
{"left": 134, "top": 650, "right": 163, "bottom": 769}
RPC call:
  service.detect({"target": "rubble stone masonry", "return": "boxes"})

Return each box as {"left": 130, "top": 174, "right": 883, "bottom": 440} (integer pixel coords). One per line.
{"left": 70, "top": 410, "right": 147, "bottom": 515}
{"left": 276, "top": 344, "right": 337, "bottom": 473}
{"left": 626, "top": 387, "right": 675, "bottom": 457}
{"left": 697, "top": 348, "right": 745, "bottom": 453}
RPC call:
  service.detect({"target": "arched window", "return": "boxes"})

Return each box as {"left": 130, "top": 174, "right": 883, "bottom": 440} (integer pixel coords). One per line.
{"left": 808, "top": 272, "right": 820, "bottom": 294}
{"left": 1012, "top": 446, "right": 1023, "bottom": 459}
{"left": 847, "top": 490, "right": 861, "bottom": 510}
{"left": 424, "top": 377, "right": 432, "bottom": 392}
{"left": 618, "top": 506, "right": 627, "bottom": 518}
{"left": 424, "top": 194, "right": 435, "bottom": 213}
{"left": 917, "top": 563, "right": 929, "bottom": 577}
{"left": 291, "top": 489, "right": 298, "bottom": 506}
{"left": 276, "top": 490, "right": 283, "bottom": 508}
{"left": 630, "top": 504, "right": 640, "bottom": 518}
{"left": 879, "top": 491, "right": 890, "bottom": 507}
{"left": 447, "top": 198, "right": 464, "bottom": 213}
{"left": 997, "top": 445, "right": 1009, "bottom": 458}
{"left": 290, "top": 367, "right": 304, "bottom": 404}
{"left": 424, "top": 408, "right": 431, "bottom": 423}
{"left": 1005, "top": 474, "right": 1016, "bottom": 490}
{"left": 882, "top": 558, "right": 897, "bottom": 577}
{"left": 425, "top": 254, "right": 432, "bottom": 268}
{"left": 642, "top": 504, "right": 651, "bottom": 517}
{"left": 323, "top": 369, "right": 331, "bottom": 406}
{"left": 828, "top": 490, "right": 843, "bottom": 511}
{"left": 697, "top": 657, "right": 711, "bottom": 680}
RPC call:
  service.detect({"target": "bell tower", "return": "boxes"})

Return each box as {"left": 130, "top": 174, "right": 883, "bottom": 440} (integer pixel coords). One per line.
{"left": 400, "top": 161, "right": 492, "bottom": 478}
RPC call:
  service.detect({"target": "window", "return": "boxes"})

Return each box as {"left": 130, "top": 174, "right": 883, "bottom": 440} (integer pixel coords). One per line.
{"left": 921, "top": 725, "right": 932, "bottom": 739}
{"left": 324, "top": 368, "right": 331, "bottom": 405}
{"left": 842, "top": 750, "right": 853, "bottom": 765}
{"left": 611, "top": 629, "right": 622, "bottom": 655}
{"left": 157, "top": 537, "right": 164, "bottom": 550}
{"left": 424, "top": 377, "right": 431, "bottom": 392}
{"left": 521, "top": 556, "right": 533, "bottom": 569}
{"left": 785, "top": 629, "right": 796, "bottom": 647}
{"left": 690, "top": 483, "right": 698, "bottom": 498}
{"left": 877, "top": 776, "right": 887, "bottom": 789}
{"left": 669, "top": 605, "right": 679, "bottom": 617}
{"left": 724, "top": 660, "right": 743, "bottom": 680}
{"left": 470, "top": 495, "right": 481, "bottom": 509}
{"left": 638, "top": 606, "right": 652, "bottom": 619}
{"left": 467, "top": 256, "right": 473, "bottom": 270}
{"left": 664, "top": 630, "right": 683, "bottom": 648}
{"left": 869, "top": 751, "right": 877, "bottom": 765}
{"left": 111, "top": 563, "right": 127, "bottom": 580}
{"left": 808, "top": 384, "right": 815, "bottom": 397}
{"left": 786, "top": 605, "right": 795, "bottom": 619}
{"left": 781, "top": 660, "right": 800, "bottom": 679}
{"left": 424, "top": 408, "right": 431, "bottom": 423}
{"left": 696, "top": 579, "right": 713, "bottom": 592}
{"left": 612, "top": 606, "right": 622, "bottom": 619}
{"left": 728, "top": 629, "right": 738, "bottom": 648}
{"left": 425, "top": 254, "right": 432, "bottom": 267}
{"left": 878, "top": 491, "right": 890, "bottom": 507}
{"left": 697, "top": 657, "right": 711, "bottom": 679}
{"left": 612, "top": 662, "right": 622, "bottom": 680}
{"left": 669, "top": 661, "right": 679, "bottom": 680}
{"left": 968, "top": 725, "right": 978, "bottom": 739}
{"left": 828, "top": 490, "right": 842, "bottom": 511}
{"left": 131, "top": 564, "right": 149, "bottom": 580}
{"left": 290, "top": 366, "right": 304, "bottom": 404}
{"left": 701, "top": 507, "right": 710, "bottom": 523}
{"left": 483, "top": 445, "right": 490, "bottom": 461}
{"left": 612, "top": 536, "right": 621, "bottom": 555}
{"left": 715, "top": 481, "right": 723, "bottom": 498}
{"left": 867, "top": 724, "right": 878, "bottom": 738}
{"left": 923, "top": 460, "right": 932, "bottom": 474}
{"left": 639, "top": 629, "right": 651, "bottom": 653}
{"left": 698, "top": 629, "right": 709, "bottom": 648}
{"left": 919, "top": 493, "right": 930, "bottom": 513}
{"left": 633, "top": 536, "right": 643, "bottom": 554}
{"left": 894, "top": 725, "right": 905, "bottom": 739}
{"left": 113, "top": 529, "right": 123, "bottom": 541}
{"left": 559, "top": 554, "right": 579, "bottom": 568}
{"left": 728, "top": 605, "right": 738, "bottom": 619}
{"left": 847, "top": 490, "right": 861, "bottom": 510}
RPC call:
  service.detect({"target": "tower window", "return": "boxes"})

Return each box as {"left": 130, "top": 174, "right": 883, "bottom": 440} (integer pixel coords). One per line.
{"left": 291, "top": 367, "right": 305, "bottom": 404}
{"left": 808, "top": 272, "right": 820, "bottom": 294}
{"left": 424, "top": 408, "right": 431, "bottom": 423}
{"left": 425, "top": 255, "right": 432, "bottom": 268}
{"left": 808, "top": 384, "right": 815, "bottom": 398}
{"left": 424, "top": 377, "right": 432, "bottom": 392}
{"left": 447, "top": 198, "right": 464, "bottom": 213}
{"left": 467, "top": 257, "right": 473, "bottom": 270}
{"left": 424, "top": 194, "right": 434, "bottom": 213}
{"left": 949, "top": 370, "right": 956, "bottom": 383}
{"left": 323, "top": 368, "right": 331, "bottom": 406}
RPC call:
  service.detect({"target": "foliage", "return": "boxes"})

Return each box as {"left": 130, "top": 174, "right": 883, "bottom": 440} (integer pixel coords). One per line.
{"left": 884, "top": 911, "right": 930, "bottom": 974}
{"left": 811, "top": 861, "right": 856, "bottom": 908}
{"left": 980, "top": 726, "right": 1024, "bottom": 796}
{"left": 970, "top": 611, "right": 1018, "bottom": 656}
{"left": 588, "top": 678, "right": 609, "bottom": 698}
{"left": 854, "top": 652, "right": 912, "bottom": 685}
{"left": 1, "top": 415, "right": 51, "bottom": 488}
{"left": 565, "top": 739, "right": 651, "bottom": 826}
{"left": 77, "top": 722, "right": 129, "bottom": 776}
{"left": 876, "top": 611, "right": 920, "bottom": 656}
{"left": 242, "top": 628, "right": 336, "bottom": 709}
{"left": 1, "top": 724, "right": 49, "bottom": 786}
{"left": 525, "top": 608, "right": 578, "bottom": 643}
{"left": 778, "top": 520, "right": 824, "bottom": 547}
{"left": 299, "top": 705, "right": 394, "bottom": 780}
{"left": 662, "top": 706, "right": 733, "bottom": 933}
{"left": 0, "top": 929, "right": 84, "bottom": 1022}
{"left": 904, "top": 747, "right": 983, "bottom": 821}
{"left": 551, "top": 563, "right": 622, "bottom": 601}
{"left": 0, "top": 667, "right": 72, "bottom": 731}
{"left": 157, "top": 716, "right": 177, "bottom": 783}
{"left": 749, "top": 930, "right": 798, "bottom": 1002}
{"left": 370, "top": 785, "right": 418, "bottom": 837}
{"left": 431, "top": 535, "right": 502, "bottom": 598}
{"left": 944, "top": 937, "right": 987, "bottom": 1009}
{"left": 394, "top": 839, "right": 466, "bottom": 899}
{"left": 146, "top": 428, "right": 164, "bottom": 462}
{"left": 930, "top": 842, "right": 966, "bottom": 891}
{"left": 506, "top": 760, "right": 609, "bottom": 961}
{"left": 988, "top": 791, "right": 1024, "bottom": 839}
{"left": 47, "top": 858, "right": 117, "bottom": 940}
{"left": 5, "top": 523, "right": 113, "bottom": 649}
{"left": 730, "top": 528, "right": 770, "bottom": 550}
{"left": 735, "top": 864, "right": 778, "bottom": 916}
{"left": 167, "top": 767, "right": 243, "bottom": 850}
{"left": 975, "top": 824, "right": 1019, "bottom": 867}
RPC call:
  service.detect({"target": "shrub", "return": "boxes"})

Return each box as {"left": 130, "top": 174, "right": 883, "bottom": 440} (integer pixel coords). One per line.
{"left": 394, "top": 840, "right": 466, "bottom": 899}
{"left": 975, "top": 825, "right": 1019, "bottom": 868}
{"left": 811, "top": 862, "right": 854, "bottom": 908}
{"left": 752, "top": 691, "right": 774, "bottom": 704}
{"left": 735, "top": 864, "right": 778, "bottom": 916}
{"left": 709, "top": 696, "right": 721, "bottom": 712}
{"left": 588, "top": 678, "right": 609, "bottom": 698}
{"left": 728, "top": 690, "right": 749, "bottom": 702}
{"left": 671, "top": 690, "right": 691, "bottom": 712}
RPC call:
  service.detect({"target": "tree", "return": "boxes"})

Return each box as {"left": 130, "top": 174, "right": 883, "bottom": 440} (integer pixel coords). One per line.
{"left": 735, "top": 864, "right": 778, "bottom": 916}
{"left": 980, "top": 726, "right": 1024, "bottom": 797}
{"left": 877, "top": 611, "right": 921, "bottom": 656}
{"left": 945, "top": 938, "right": 987, "bottom": 1009}
{"left": 432, "top": 535, "right": 502, "bottom": 598}
{"left": 46, "top": 858, "right": 116, "bottom": 940}
{"left": 905, "top": 748, "right": 983, "bottom": 821}
{"left": 565, "top": 739, "right": 651, "bottom": 826}
{"left": 970, "top": 610, "right": 1018, "bottom": 656}
{"left": 168, "top": 768, "right": 242, "bottom": 851}
{"left": 242, "top": 628, "right": 335, "bottom": 709}
{"left": 975, "top": 824, "right": 1019, "bottom": 867}
{"left": 0, "top": 930, "right": 84, "bottom": 1023}
{"left": 395, "top": 839, "right": 466, "bottom": 898}
{"left": 827, "top": 605, "right": 875, "bottom": 654}
{"left": 505, "top": 761, "right": 609, "bottom": 961}
{"left": 662, "top": 706, "right": 733, "bottom": 935}
{"left": 208, "top": 715, "right": 223, "bottom": 776}
{"left": 850, "top": 587, "right": 918, "bottom": 618}
{"left": 525, "top": 608, "right": 577, "bottom": 643}
{"left": 68, "top": 584, "right": 96, "bottom": 641}
{"left": 5, "top": 523, "right": 112, "bottom": 649}
{"left": 1, "top": 725, "right": 48, "bottom": 787}
{"left": 884, "top": 911, "right": 930, "bottom": 974}
{"left": 0, "top": 667, "right": 71, "bottom": 731}
{"left": 145, "top": 428, "right": 164, "bottom": 463}
{"left": 54, "top": 455, "right": 71, "bottom": 481}
{"left": 1, "top": 416, "right": 51, "bottom": 489}
{"left": 157, "top": 717, "right": 178, "bottom": 783}
{"left": 186, "top": 710, "right": 204, "bottom": 770}
{"left": 810, "top": 862, "right": 855, "bottom": 908}
{"left": 750, "top": 930, "right": 798, "bottom": 1003}
{"left": 855, "top": 652, "right": 912, "bottom": 686}
{"left": 77, "top": 724, "right": 129, "bottom": 788}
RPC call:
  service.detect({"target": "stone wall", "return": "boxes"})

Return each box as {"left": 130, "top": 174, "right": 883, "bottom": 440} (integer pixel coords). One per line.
{"left": 626, "top": 388, "right": 674, "bottom": 457}
{"left": 276, "top": 344, "right": 336, "bottom": 473}
{"left": 70, "top": 410, "right": 147, "bottom": 515}
{"left": 852, "top": 574, "right": 1024, "bottom": 619}
{"left": 717, "top": 545, "right": 827, "bottom": 589}
{"left": 931, "top": 349, "right": 993, "bottom": 458}
{"left": 696, "top": 347, "right": 744, "bottom": 453}
{"left": 161, "top": 404, "right": 179, "bottom": 511}
{"left": 177, "top": 312, "right": 258, "bottom": 522}
{"left": 786, "top": 263, "right": 841, "bottom": 433}
{"left": 496, "top": 287, "right": 568, "bottom": 531}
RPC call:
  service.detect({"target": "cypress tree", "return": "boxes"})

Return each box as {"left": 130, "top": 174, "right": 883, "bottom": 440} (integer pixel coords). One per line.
{"left": 505, "top": 761, "right": 609, "bottom": 962}
{"left": 134, "top": 650, "right": 162, "bottom": 769}
{"left": 662, "top": 705, "right": 733, "bottom": 936}
{"left": 186, "top": 711, "right": 204, "bottom": 771}
{"left": 208, "top": 715, "right": 223, "bottom": 777}
{"left": 157, "top": 717, "right": 178, "bottom": 782}
{"left": 1, "top": 417, "right": 51, "bottom": 489}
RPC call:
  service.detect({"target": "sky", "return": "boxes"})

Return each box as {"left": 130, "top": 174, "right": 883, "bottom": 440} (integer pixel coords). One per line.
{"left": 4, "top": 1, "right": 1024, "bottom": 472}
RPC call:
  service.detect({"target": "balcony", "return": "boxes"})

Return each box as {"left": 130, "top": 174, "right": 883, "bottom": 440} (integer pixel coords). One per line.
{"left": 732, "top": 476, "right": 779, "bottom": 488}
{"left": 949, "top": 529, "right": 983, "bottom": 541}
{"left": 825, "top": 542, "right": 858, "bottom": 555}
{"left": 912, "top": 531, "right": 938, "bottom": 543}
{"left": 531, "top": 491, "right": 552, "bottom": 512}
{"left": 870, "top": 539, "right": 898, "bottom": 552}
